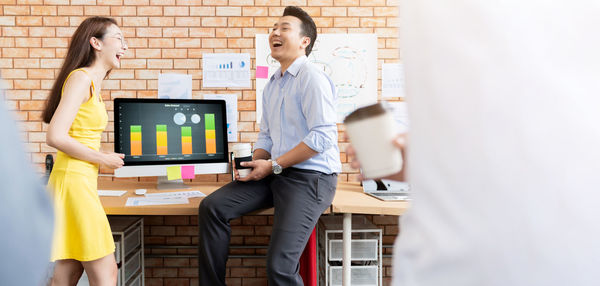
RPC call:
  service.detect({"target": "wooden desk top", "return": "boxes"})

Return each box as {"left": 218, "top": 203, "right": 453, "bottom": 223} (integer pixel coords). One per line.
{"left": 99, "top": 180, "right": 407, "bottom": 216}
{"left": 98, "top": 180, "right": 228, "bottom": 215}
{"left": 332, "top": 182, "right": 409, "bottom": 216}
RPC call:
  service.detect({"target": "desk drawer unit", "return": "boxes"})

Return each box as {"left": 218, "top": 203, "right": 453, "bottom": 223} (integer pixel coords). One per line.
{"left": 318, "top": 215, "right": 382, "bottom": 286}
{"left": 329, "top": 265, "right": 378, "bottom": 286}
{"left": 329, "top": 239, "right": 378, "bottom": 261}
{"left": 76, "top": 216, "right": 144, "bottom": 286}
{"left": 108, "top": 216, "right": 144, "bottom": 286}
{"left": 124, "top": 250, "right": 142, "bottom": 283}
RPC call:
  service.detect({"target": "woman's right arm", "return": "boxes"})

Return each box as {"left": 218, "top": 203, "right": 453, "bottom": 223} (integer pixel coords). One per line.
{"left": 46, "top": 71, "right": 124, "bottom": 169}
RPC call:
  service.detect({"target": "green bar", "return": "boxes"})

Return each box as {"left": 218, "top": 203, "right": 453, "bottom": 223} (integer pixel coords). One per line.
{"left": 156, "top": 124, "right": 167, "bottom": 132}
{"left": 205, "top": 114, "right": 215, "bottom": 130}
{"left": 130, "top": 125, "right": 141, "bottom": 133}
{"left": 181, "top": 126, "right": 192, "bottom": 137}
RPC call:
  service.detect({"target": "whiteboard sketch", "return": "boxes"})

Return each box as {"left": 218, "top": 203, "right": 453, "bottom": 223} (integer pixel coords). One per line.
{"left": 255, "top": 34, "right": 378, "bottom": 123}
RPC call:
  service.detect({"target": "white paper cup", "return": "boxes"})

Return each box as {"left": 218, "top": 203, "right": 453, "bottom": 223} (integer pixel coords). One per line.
{"left": 232, "top": 143, "right": 253, "bottom": 178}
{"left": 344, "top": 103, "right": 403, "bottom": 179}
{"left": 237, "top": 168, "right": 251, "bottom": 177}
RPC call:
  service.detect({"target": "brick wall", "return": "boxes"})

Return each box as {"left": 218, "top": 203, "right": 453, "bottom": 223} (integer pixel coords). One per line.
{"left": 141, "top": 214, "right": 399, "bottom": 286}
{"left": 1, "top": 1, "right": 401, "bottom": 285}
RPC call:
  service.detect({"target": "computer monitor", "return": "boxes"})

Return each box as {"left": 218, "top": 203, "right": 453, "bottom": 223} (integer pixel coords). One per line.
{"left": 113, "top": 98, "right": 229, "bottom": 188}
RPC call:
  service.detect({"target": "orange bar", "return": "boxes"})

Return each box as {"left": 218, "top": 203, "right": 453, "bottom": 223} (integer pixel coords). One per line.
{"left": 131, "top": 140, "right": 142, "bottom": 156}
{"left": 157, "top": 145, "right": 168, "bottom": 155}
{"left": 182, "top": 142, "right": 192, "bottom": 154}
{"left": 206, "top": 139, "right": 216, "bottom": 154}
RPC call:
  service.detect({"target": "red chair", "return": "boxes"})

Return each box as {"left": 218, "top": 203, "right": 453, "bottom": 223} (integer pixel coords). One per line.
{"left": 299, "top": 227, "right": 317, "bottom": 286}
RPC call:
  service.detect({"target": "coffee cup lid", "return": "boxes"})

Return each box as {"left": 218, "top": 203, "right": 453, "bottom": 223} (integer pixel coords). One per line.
{"left": 343, "top": 103, "right": 387, "bottom": 124}
{"left": 232, "top": 143, "right": 252, "bottom": 151}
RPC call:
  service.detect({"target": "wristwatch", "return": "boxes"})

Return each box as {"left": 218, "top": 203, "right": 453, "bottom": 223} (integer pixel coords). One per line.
{"left": 270, "top": 159, "right": 283, "bottom": 175}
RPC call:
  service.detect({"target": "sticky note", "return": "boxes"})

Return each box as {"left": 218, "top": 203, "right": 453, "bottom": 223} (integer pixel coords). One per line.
{"left": 167, "top": 166, "right": 182, "bottom": 180}
{"left": 256, "top": 66, "right": 269, "bottom": 79}
{"left": 181, "top": 165, "right": 195, "bottom": 179}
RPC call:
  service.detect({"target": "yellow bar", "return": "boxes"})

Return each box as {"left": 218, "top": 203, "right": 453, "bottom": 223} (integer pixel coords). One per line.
{"left": 182, "top": 136, "right": 192, "bottom": 144}
{"left": 157, "top": 131, "right": 168, "bottom": 146}
{"left": 205, "top": 130, "right": 215, "bottom": 139}
{"left": 131, "top": 132, "right": 141, "bottom": 141}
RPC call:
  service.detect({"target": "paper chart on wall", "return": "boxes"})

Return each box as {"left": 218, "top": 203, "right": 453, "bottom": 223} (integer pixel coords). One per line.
{"left": 255, "top": 34, "right": 378, "bottom": 123}
{"left": 158, "top": 73, "right": 192, "bottom": 99}
{"left": 202, "top": 53, "right": 251, "bottom": 88}
{"left": 203, "top": 94, "right": 238, "bottom": 142}
{"left": 386, "top": 101, "right": 410, "bottom": 134}
{"left": 382, "top": 63, "right": 405, "bottom": 98}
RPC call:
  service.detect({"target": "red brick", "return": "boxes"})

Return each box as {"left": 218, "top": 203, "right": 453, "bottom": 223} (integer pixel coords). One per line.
{"left": 189, "top": 7, "right": 214, "bottom": 16}
{"left": 175, "top": 226, "right": 197, "bottom": 236}
{"left": 241, "top": 278, "right": 268, "bottom": 286}
{"left": 243, "top": 7, "right": 268, "bottom": 17}
{"left": 17, "top": 16, "right": 43, "bottom": 26}
{"left": 164, "top": 6, "right": 189, "bottom": 16}
{"left": 164, "top": 215, "right": 190, "bottom": 225}
{"left": 177, "top": 268, "right": 197, "bottom": 278}
{"left": 149, "top": 17, "right": 175, "bottom": 27}
{"left": 57, "top": 6, "right": 83, "bottom": 16}
{"left": 151, "top": 226, "right": 176, "bottom": 236}
{"left": 4, "top": 5, "right": 30, "bottom": 15}
{"left": 162, "top": 49, "right": 187, "bottom": 58}
{"left": 3, "top": 26, "right": 28, "bottom": 36}
{"left": 201, "top": 17, "right": 227, "bottom": 27}
{"left": 163, "top": 258, "right": 189, "bottom": 267}
{"left": 152, "top": 268, "right": 178, "bottom": 278}
{"left": 145, "top": 257, "right": 164, "bottom": 267}
{"left": 230, "top": 267, "right": 256, "bottom": 278}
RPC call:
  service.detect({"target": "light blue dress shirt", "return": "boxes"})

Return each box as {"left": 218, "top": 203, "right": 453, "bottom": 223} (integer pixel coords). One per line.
{"left": 255, "top": 55, "right": 342, "bottom": 174}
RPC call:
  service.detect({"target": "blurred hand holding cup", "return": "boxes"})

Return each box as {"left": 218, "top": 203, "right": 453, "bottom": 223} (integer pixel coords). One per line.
{"left": 343, "top": 103, "right": 403, "bottom": 179}
{"left": 232, "top": 143, "right": 253, "bottom": 178}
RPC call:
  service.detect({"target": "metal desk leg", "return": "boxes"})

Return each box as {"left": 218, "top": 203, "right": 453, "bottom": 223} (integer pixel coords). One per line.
{"left": 343, "top": 213, "right": 352, "bottom": 286}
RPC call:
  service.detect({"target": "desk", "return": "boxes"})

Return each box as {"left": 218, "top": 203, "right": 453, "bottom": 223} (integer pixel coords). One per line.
{"left": 332, "top": 182, "right": 409, "bottom": 286}
{"left": 99, "top": 180, "right": 273, "bottom": 215}
{"left": 99, "top": 180, "right": 406, "bottom": 286}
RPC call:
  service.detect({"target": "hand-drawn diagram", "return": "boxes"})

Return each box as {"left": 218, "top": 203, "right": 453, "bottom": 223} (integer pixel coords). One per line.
{"left": 255, "top": 34, "right": 377, "bottom": 123}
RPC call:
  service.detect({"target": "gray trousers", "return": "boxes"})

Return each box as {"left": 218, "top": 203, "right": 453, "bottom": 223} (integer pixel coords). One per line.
{"left": 198, "top": 167, "right": 337, "bottom": 286}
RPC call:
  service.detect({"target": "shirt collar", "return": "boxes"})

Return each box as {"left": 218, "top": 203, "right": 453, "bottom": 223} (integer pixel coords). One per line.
{"left": 272, "top": 55, "right": 307, "bottom": 81}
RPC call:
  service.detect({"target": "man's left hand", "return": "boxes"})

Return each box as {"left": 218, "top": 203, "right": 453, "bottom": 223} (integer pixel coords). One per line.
{"left": 236, "top": 159, "right": 273, "bottom": 182}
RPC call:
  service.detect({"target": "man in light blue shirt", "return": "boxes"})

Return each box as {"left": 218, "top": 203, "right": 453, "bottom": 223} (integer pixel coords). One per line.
{"left": 198, "top": 6, "right": 341, "bottom": 286}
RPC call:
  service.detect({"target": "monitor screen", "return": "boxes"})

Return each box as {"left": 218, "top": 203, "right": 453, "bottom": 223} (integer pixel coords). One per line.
{"left": 114, "top": 98, "right": 229, "bottom": 166}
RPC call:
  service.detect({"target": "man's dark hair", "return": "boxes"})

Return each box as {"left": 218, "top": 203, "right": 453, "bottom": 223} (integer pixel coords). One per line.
{"left": 283, "top": 6, "right": 317, "bottom": 56}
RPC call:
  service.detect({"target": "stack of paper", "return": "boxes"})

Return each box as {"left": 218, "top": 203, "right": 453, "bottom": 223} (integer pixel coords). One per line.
{"left": 125, "top": 190, "right": 206, "bottom": 207}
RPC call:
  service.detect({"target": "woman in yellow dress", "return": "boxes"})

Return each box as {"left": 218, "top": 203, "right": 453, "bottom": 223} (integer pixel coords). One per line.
{"left": 42, "top": 16, "right": 128, "bottom": 286}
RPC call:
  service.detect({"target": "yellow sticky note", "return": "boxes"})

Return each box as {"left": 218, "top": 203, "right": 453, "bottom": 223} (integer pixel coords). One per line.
{"left": 167, "top": 166, "right": 182, "bottom": 180}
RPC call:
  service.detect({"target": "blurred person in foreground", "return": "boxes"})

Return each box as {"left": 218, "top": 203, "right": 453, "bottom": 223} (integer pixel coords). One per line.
{"left": 0, "top": 80, "right": 53, "bottom": 285}
{"left": 348, "top": 1, "right": 600, "bottom": 285}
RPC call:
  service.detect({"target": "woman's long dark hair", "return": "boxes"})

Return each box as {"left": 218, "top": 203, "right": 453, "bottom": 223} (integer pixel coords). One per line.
{"left": 42, "top": 16, "right": 117, "bottom": 124}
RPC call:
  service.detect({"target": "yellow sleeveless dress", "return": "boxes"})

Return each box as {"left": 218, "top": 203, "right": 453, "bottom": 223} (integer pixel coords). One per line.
{"left": 48, "top": 68, "right": 114, "bottom": 262}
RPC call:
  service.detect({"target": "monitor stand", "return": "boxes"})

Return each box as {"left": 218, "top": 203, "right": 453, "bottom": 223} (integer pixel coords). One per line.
{"left": 156, "top": 176, "right": 191, "bottom": 190}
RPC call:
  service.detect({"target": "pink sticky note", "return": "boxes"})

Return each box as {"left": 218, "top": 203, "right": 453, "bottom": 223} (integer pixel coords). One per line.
{"left": 181, "top": 165, "right": 195, "bottom": 179}
{"left": 256, "top": 66, "right": 269, "bottom": 79}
